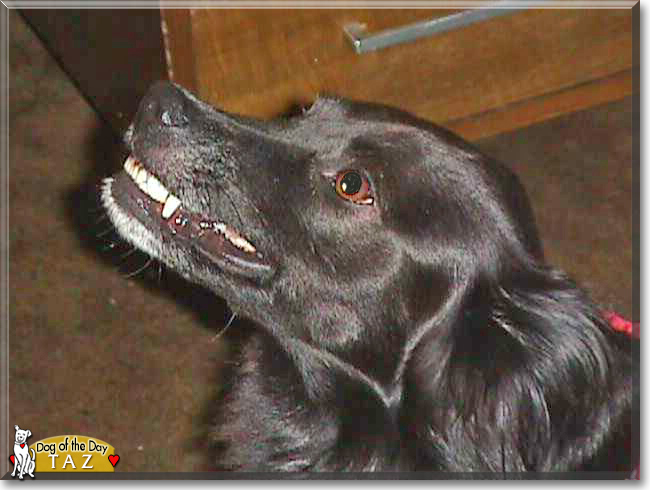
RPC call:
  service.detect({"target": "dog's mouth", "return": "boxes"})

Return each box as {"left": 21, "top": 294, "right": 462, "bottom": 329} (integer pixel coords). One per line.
{"left": 103, "top": 155, "right": 273, "bottom": 281}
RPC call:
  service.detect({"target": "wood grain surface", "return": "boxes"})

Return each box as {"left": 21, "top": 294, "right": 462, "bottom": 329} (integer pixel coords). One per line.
{"left": 163, "top": 8, "right": 633, "bottom": 138}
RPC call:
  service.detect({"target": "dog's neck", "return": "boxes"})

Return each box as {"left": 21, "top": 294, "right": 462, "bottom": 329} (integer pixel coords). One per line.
{"left": 280, "top": 334, "right": 401, "bottom": 409}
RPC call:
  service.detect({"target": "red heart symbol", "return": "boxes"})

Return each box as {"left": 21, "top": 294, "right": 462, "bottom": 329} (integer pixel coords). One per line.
{"left": 20, "top": 444, "right": 25, "bottom": 448}
{"left": 9, "top": 455, "right": 15, "bottom": 465}
{"left": 108, "top": 454, "right": 120, "bottom": 467}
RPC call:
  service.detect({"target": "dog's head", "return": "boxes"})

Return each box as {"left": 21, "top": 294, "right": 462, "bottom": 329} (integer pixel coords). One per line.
{"left": 14, "top": 426, "right": 31, "bottom": 444}
{"left": 102, "top": 81, "right": 621, "bottom": 391}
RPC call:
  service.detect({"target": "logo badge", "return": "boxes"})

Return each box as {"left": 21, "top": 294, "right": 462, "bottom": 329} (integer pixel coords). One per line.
{"left": 10, "top": 425, "right": 35, "bottom": 479}
{"left": 8, "top": 428, "right": 119, "bottom": 476}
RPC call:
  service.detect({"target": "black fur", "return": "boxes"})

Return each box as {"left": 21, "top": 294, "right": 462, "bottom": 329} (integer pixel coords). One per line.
{"left": 102, "top": 81, "right": 638, "bottom": 474}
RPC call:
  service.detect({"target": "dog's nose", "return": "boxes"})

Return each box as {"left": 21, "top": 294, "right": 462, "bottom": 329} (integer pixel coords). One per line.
{"left": 137, "top": 80, "right": 190, "bottom": 129}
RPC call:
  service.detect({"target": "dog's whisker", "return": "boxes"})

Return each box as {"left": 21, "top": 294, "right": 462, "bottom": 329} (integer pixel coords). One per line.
{"left": 501, "top": 439, "right": 506, "bottom": 475}
{"left": 122, "top": 257, "right": 154, "bottom": 279}
{"left": 220, "top": 175, "right": 268, "bottom": 231}
{"left": 222, "top": 185, "right": 246, "bottom": 230}
{"left": 211, "top": 312, "right": 237, "bottom": 342}
{"left": 93, "top": 215, "right": 108, "bottom": 226}
{"left": 96, "top": 225, "right": 116, "bottom": 238}
{"left": 225, "top": 312, "right": 237, "bottom": 328}
{"left": 117, "top": 247, "right": 137, "bottom": 260}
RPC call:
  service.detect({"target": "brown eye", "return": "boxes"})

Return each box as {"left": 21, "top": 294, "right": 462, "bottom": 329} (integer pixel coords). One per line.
{"left": 335, "top": 170, "right": 374, "bottom": 205}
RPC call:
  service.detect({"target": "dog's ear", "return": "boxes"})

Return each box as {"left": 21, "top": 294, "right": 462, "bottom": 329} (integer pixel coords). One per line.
{"left": 401, "top": 264, "right": 634, "bottom": 471}
{"left": 14, "top": 425, "right": 19, "bottom": 431}
{"left": 26, "top": 430, "right": 31, "bottom": 438}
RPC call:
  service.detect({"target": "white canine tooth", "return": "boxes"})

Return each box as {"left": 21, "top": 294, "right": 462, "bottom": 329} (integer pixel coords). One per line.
{"left": 135, "top": 166, "right": 148, "bottom": 185}
{"left": 161, "top": 194, "right": 182, "bottom": 219}
{"left": 144, "top": 175, "right": 170, "bottom": 203}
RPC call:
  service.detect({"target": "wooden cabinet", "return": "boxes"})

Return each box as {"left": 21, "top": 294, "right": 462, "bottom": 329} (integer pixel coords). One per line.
{"left": 24, "top": 8, "right": 635, "bottom": 140}
{"left": 21, "top": 9, "right": 168, "bottom": 133}
{"left": 162, "top": 8, "right": 634, "bottom": 140}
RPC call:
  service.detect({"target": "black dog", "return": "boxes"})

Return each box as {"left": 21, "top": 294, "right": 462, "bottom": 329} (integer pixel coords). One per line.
{"left": 102, "top": 81, "right": 638, "bottom": 474}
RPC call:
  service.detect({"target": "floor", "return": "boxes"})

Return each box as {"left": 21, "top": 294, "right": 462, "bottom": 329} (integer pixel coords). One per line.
{"left": 7, "top": 10, "right": 635, "bottom": 472}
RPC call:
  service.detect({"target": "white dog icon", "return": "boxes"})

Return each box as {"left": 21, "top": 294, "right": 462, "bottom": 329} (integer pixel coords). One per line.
{"left": 11, "top": 425, "right": 35, "bottom": 479}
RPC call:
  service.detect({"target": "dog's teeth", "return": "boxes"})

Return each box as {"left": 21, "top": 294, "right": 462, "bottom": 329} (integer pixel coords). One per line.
{"left": 225, "top": 226, "right": 256, "bottom": 253}
{"left": 134, "top": 166, "right": 148, "bottom": 185}
{"left": 142, "top": 175, "right": 170, "bottom": 203}
{"left": 124, "top": 160, "right": 140, "bottom": 181}
{"left": 213, "top": 222, "right": 256, "bottom": 253}
{"left": 232, "top": 235, "right": 256, "bottom": 253}
{"left": 124, "top": 155, "right": 175, "bottom": 204}
{"left": 135, "top": 171, "right": 169, "bottom": 203}
{"left": 121, "top": 155, "right": 256, "bottom": 254}
{"left": 123, "top": 155, "right": 137, "bottom": 175}
{"left": 162, "top": 194, "right": 182, "bottom": 219}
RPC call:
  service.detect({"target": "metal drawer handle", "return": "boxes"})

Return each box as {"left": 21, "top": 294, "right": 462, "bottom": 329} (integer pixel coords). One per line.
{"left": 344, "top": 3, "right": 526, "bottom": 54}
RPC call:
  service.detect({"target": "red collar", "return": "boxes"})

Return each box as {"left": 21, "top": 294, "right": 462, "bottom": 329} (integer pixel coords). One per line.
{"left": 605, "top": 311, "right": 639, "bottom": 338}
{"left": 604, "top": 311, "right": 639, "bottom": 479}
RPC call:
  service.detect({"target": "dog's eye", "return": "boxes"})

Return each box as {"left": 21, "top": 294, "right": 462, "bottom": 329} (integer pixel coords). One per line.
{"left": 335, "top": 170, "right": 374, "bottom": 205}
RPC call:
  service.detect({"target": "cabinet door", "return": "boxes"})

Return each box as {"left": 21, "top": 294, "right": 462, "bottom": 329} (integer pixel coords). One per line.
{"left": 162, "top": 8, "right": 633, "bottom": 139}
